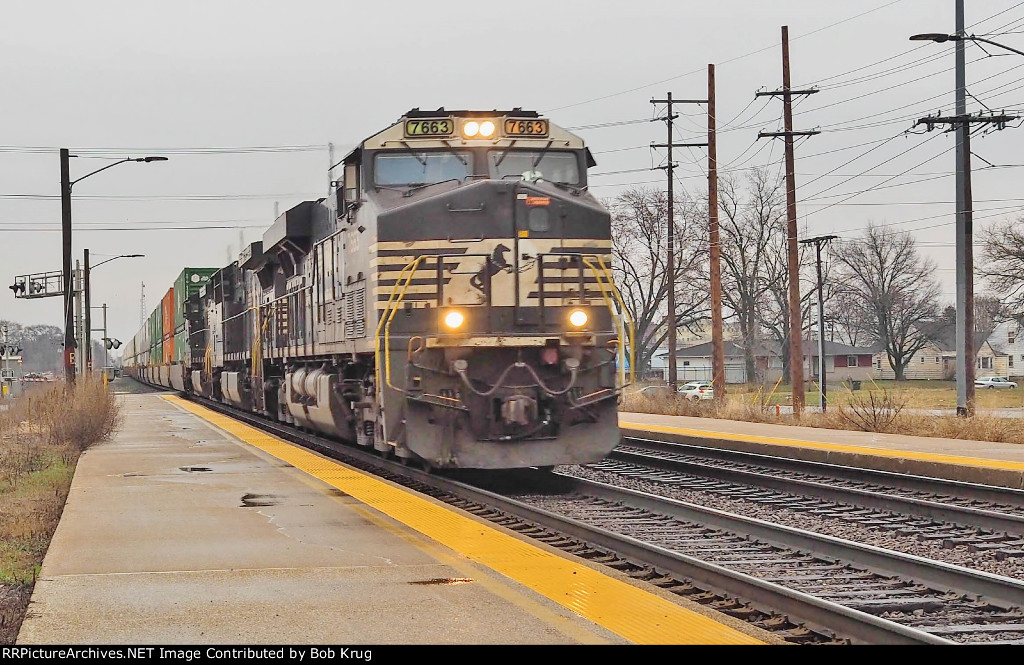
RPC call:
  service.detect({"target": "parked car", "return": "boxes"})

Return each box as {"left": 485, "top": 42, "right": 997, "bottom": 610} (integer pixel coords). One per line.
{"left": 975, "top": 376, "right": 1018, "bottom": 389}
{"left": 679, "top": 382, "right": 714, "bottom": 401}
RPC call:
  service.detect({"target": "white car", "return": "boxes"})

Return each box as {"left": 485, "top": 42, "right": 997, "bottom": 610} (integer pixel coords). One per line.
{"left": 975, "top": 376, "right": 1018, "bottom": 389}
{"left": 678, "top": 382, "right": 714, "bottom": 401}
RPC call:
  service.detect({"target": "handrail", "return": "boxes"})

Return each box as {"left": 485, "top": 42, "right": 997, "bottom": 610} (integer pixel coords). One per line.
{"left": 251, "top": 305, "right": 273, "bottom": 377}
{"left": 580, "top": 255, "right": 635, "bottom": 389}
{"left": 373, "top": 252, "right": 634, "bottom": 401}
{"left": 374, "top": 256, "right": 427, "bottom": 393}
{"left": 595, "top": 254, "right": 635, "bottom": 387}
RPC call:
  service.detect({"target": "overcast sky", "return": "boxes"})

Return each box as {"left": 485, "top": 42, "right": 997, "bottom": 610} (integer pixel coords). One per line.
{"left": 2, "top": 0, "right": 1022, "bottom": 350}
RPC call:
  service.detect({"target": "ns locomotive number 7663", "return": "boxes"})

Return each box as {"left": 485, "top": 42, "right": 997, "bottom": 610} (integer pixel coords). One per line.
{"left": 124, "top": 108, "right": 635, "bottom": 470}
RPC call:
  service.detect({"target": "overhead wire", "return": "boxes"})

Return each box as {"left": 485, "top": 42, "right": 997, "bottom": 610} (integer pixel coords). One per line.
{"left": 543, "top": 0, "right": 908, "bottom": 113}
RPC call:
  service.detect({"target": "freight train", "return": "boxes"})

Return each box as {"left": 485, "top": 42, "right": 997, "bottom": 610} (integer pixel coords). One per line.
{"left": 124, "top": 108, "right": 633, "bottom": 469}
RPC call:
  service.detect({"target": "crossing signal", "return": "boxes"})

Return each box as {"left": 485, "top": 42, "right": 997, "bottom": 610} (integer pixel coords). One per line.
{"left": 103, "top": 338, "right": 122, "bottom": 350}
{"left": 9, "top": 282, "right": 25, "bottom": 296}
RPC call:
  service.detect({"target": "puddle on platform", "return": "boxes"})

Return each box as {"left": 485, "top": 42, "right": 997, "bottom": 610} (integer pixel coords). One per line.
{"left": 323, "top": 488, "right": 349, "bottom": 498}
{"left": 408, "top": 577, "right": 474, "bottom": 586}
{"left": 241, "top": 493, "right": 279, "bottom": 507}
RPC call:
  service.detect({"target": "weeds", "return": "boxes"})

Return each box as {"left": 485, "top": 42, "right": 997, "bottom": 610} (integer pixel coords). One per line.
{"left": 624, "top": 382, "right": 1024, "bottom": 445}
{"left": 0, "top": 376, "right": 122, "bottom": 643}
{"left": 835, "top": 383, "right": 908, "bottom": 432}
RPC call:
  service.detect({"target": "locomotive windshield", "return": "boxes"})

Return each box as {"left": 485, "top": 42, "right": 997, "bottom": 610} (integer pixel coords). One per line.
{"left": 488, "top": 150, "right": 580, "bottom": 184}
{"left": 375, "top": 151, "right": 471, "bottom": 186}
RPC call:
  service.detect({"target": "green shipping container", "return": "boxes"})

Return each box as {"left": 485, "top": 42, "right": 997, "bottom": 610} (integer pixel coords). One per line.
{"left": 148, "top": 308, "right": 162, "bottom": 364}
{"left": 174, "top": 268, "right": 217, "bottom": 333}
{"left": 174, "top": 329, "right": 188, "bottom": 364}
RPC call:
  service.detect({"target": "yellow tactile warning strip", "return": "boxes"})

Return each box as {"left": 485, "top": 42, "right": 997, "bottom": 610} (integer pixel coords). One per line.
{"left": 621, "top": 421, "right": 1024, "bottom": 474}
{"left": 164, "top": 395, "right": 762, "bottom": 645}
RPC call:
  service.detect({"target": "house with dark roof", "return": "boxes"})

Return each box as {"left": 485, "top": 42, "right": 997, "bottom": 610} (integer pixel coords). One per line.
{"left": 870, "top": 322, "right": 1007, "bottom": 380}
{"left": 652, "top": 341, "right": 750, "bottom": 383}
{"left": 756, "top": 339, "right": 876, "bottom": 383}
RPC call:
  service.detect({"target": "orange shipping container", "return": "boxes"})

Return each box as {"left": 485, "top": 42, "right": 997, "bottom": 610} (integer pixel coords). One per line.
{"left": 162, "top": 288, "right": 175, "bottom": 364}
{"left": 162, "top": 288, "right": 175, "bottom": 337}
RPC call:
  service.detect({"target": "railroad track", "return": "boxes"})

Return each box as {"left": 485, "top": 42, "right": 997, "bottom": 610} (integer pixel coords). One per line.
{"left": 183, "top": 395, "right": 1024, "bottom": 644}
{"left": 597, "top": 439, "right": 1024, "bottom": 557}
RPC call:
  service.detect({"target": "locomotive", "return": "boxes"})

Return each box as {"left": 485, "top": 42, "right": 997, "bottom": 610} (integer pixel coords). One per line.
{"left": 124, "top": 109, "right": 633, "bottom": 469}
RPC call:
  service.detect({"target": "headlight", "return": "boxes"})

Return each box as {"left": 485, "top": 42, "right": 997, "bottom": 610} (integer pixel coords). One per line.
{"left": 444, "top": 310, "right": 465, "bottom": 329}
{"left": 569, "top": 309, "right": 588, "bottom": 327}
{"left": 479, "top": 120, "right": 496, "bottom": 137}
{"left": 462, "top": 121, "right": 480, "bottom": 138}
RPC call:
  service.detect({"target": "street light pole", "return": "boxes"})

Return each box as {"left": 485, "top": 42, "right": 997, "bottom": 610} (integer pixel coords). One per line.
{"left": 61, "top": 149, "right": 74, "bottom": 385}
{"left": 83, "top": 253, "right": 144, "bottom": 374}
{"left": 953, "top": 0, "right": 974, "bottom": 417}
{"left": 910, "top": 6, "right": 1024, "bottom": 416}
{"left": 84, "top": 248, "right": 91, "bottom": 373}
{"left": 103, "top": 304, "right": 108, "bottom": 374}
{"left": 57, "top": 151, "right": 166, "bottom": 386}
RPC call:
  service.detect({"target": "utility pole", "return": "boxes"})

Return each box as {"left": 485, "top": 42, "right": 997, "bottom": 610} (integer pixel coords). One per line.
{"left": 84, "top": 248, "right": 91, "bottom": 373}
{"left": 140, "top": 282, "right": 146, "bottom": 327}
{"left": 328, "top": 142, "right": 335, "bottom": 193}
{"left": 756, "top": 25, "right": 820, "bottom": 417}
{"left": 1, "top": 324, "right": 9, "bottom": 398}
{"left": 708, "top": 64, "right": 724, "bottom": 403}
{"left": 102, "top": 304, "right": 108, "bottom": 374}
{"left": 75, "top": 261, "right": 84, "bottom": 375}
{"left": 911, "top": 3, "right": 1020, "bottom": 417}
{"left": 61, "top": 148, "right": 75, "bottom": 386}
{"left": 651, "top": 92, "right": 708, "bottom": 391}
{"left": 800, "top": 235, "right": 837, "bottom": 411}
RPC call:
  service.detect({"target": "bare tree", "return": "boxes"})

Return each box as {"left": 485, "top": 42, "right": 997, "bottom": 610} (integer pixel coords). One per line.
{"left": 0, "top": 320, "right": 64, "bottom": 374}
{"left": 609, "top": 187, "right": 708, "bottom": 378}
{"left": 975, "top": 295, "right": 1007, "bottom": 332}
{"left": 982, "top": 217, "right": 1024, "bottom": 315}
{"left": 827, "top": 289, "right": 875, "bottom": 346}
{"left": 718, "top": 168, "right": 786, "bottom": 381}
{"left": 939, "top": 296, "right": 1006, "bottom": 332}
{"left": 757, "top": 236, "right": 826, "bottom": 383}
{"left": 832, "top": 224, "right": 940, "bottom": 380}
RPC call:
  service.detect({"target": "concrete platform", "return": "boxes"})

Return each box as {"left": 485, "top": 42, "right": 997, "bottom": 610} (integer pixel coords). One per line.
{"left": 18, "top": 393, "right": 768, "bottom": 645}
{"left": 621, "top": 412, "right": 1024, "bottom": 489}
{"left": 18, "top": 394, "right": 633, "bottom": 645}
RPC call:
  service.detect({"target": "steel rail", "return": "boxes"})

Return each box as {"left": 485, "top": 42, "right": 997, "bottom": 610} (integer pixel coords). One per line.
{"left": 559, "top": 474, "right": 1024, "bottom": 610}
{"left": 184, "top": 395, "right": 1024, "bottom": 643}
{"left": 612, "top": 443, "right": 1024, "bottom": 534}
{"left": 431, "top": 472, "right": 952, "bottom": 644}
{"left": 186, "top": 395, "right": 940, "bottom": 643}
{"left": 623, "top": 435, "right": 1024, "bottom": 508}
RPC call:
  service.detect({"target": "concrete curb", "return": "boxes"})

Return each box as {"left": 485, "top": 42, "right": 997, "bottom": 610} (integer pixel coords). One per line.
{"left": 620, "top": 426, "right": 1024, "bottom": 490}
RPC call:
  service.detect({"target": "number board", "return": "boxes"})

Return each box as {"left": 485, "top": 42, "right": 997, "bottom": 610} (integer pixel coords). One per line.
{"left": 404, "top": 118, "right": 455, "bottom": 138}
{"left": 504, "top": 118, "right": 549, "bottom": 137}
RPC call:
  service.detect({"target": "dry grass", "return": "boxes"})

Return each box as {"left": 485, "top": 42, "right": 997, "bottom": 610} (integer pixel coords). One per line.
{"left": 0, "top": 377, "right": 122, "bottom": 643}
{"left": 623, "top": 381, "right": 1024, "bottom": 445}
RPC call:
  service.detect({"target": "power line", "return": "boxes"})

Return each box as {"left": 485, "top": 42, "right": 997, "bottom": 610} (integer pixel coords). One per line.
{"left": 0, "top": 144, "right": 328, "bottom": 155}
{"left": 0, "top": 192, "right": 321, "bottom": 201}
{"left": 544, "top": 0, "right": 907, "bottom": 113}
